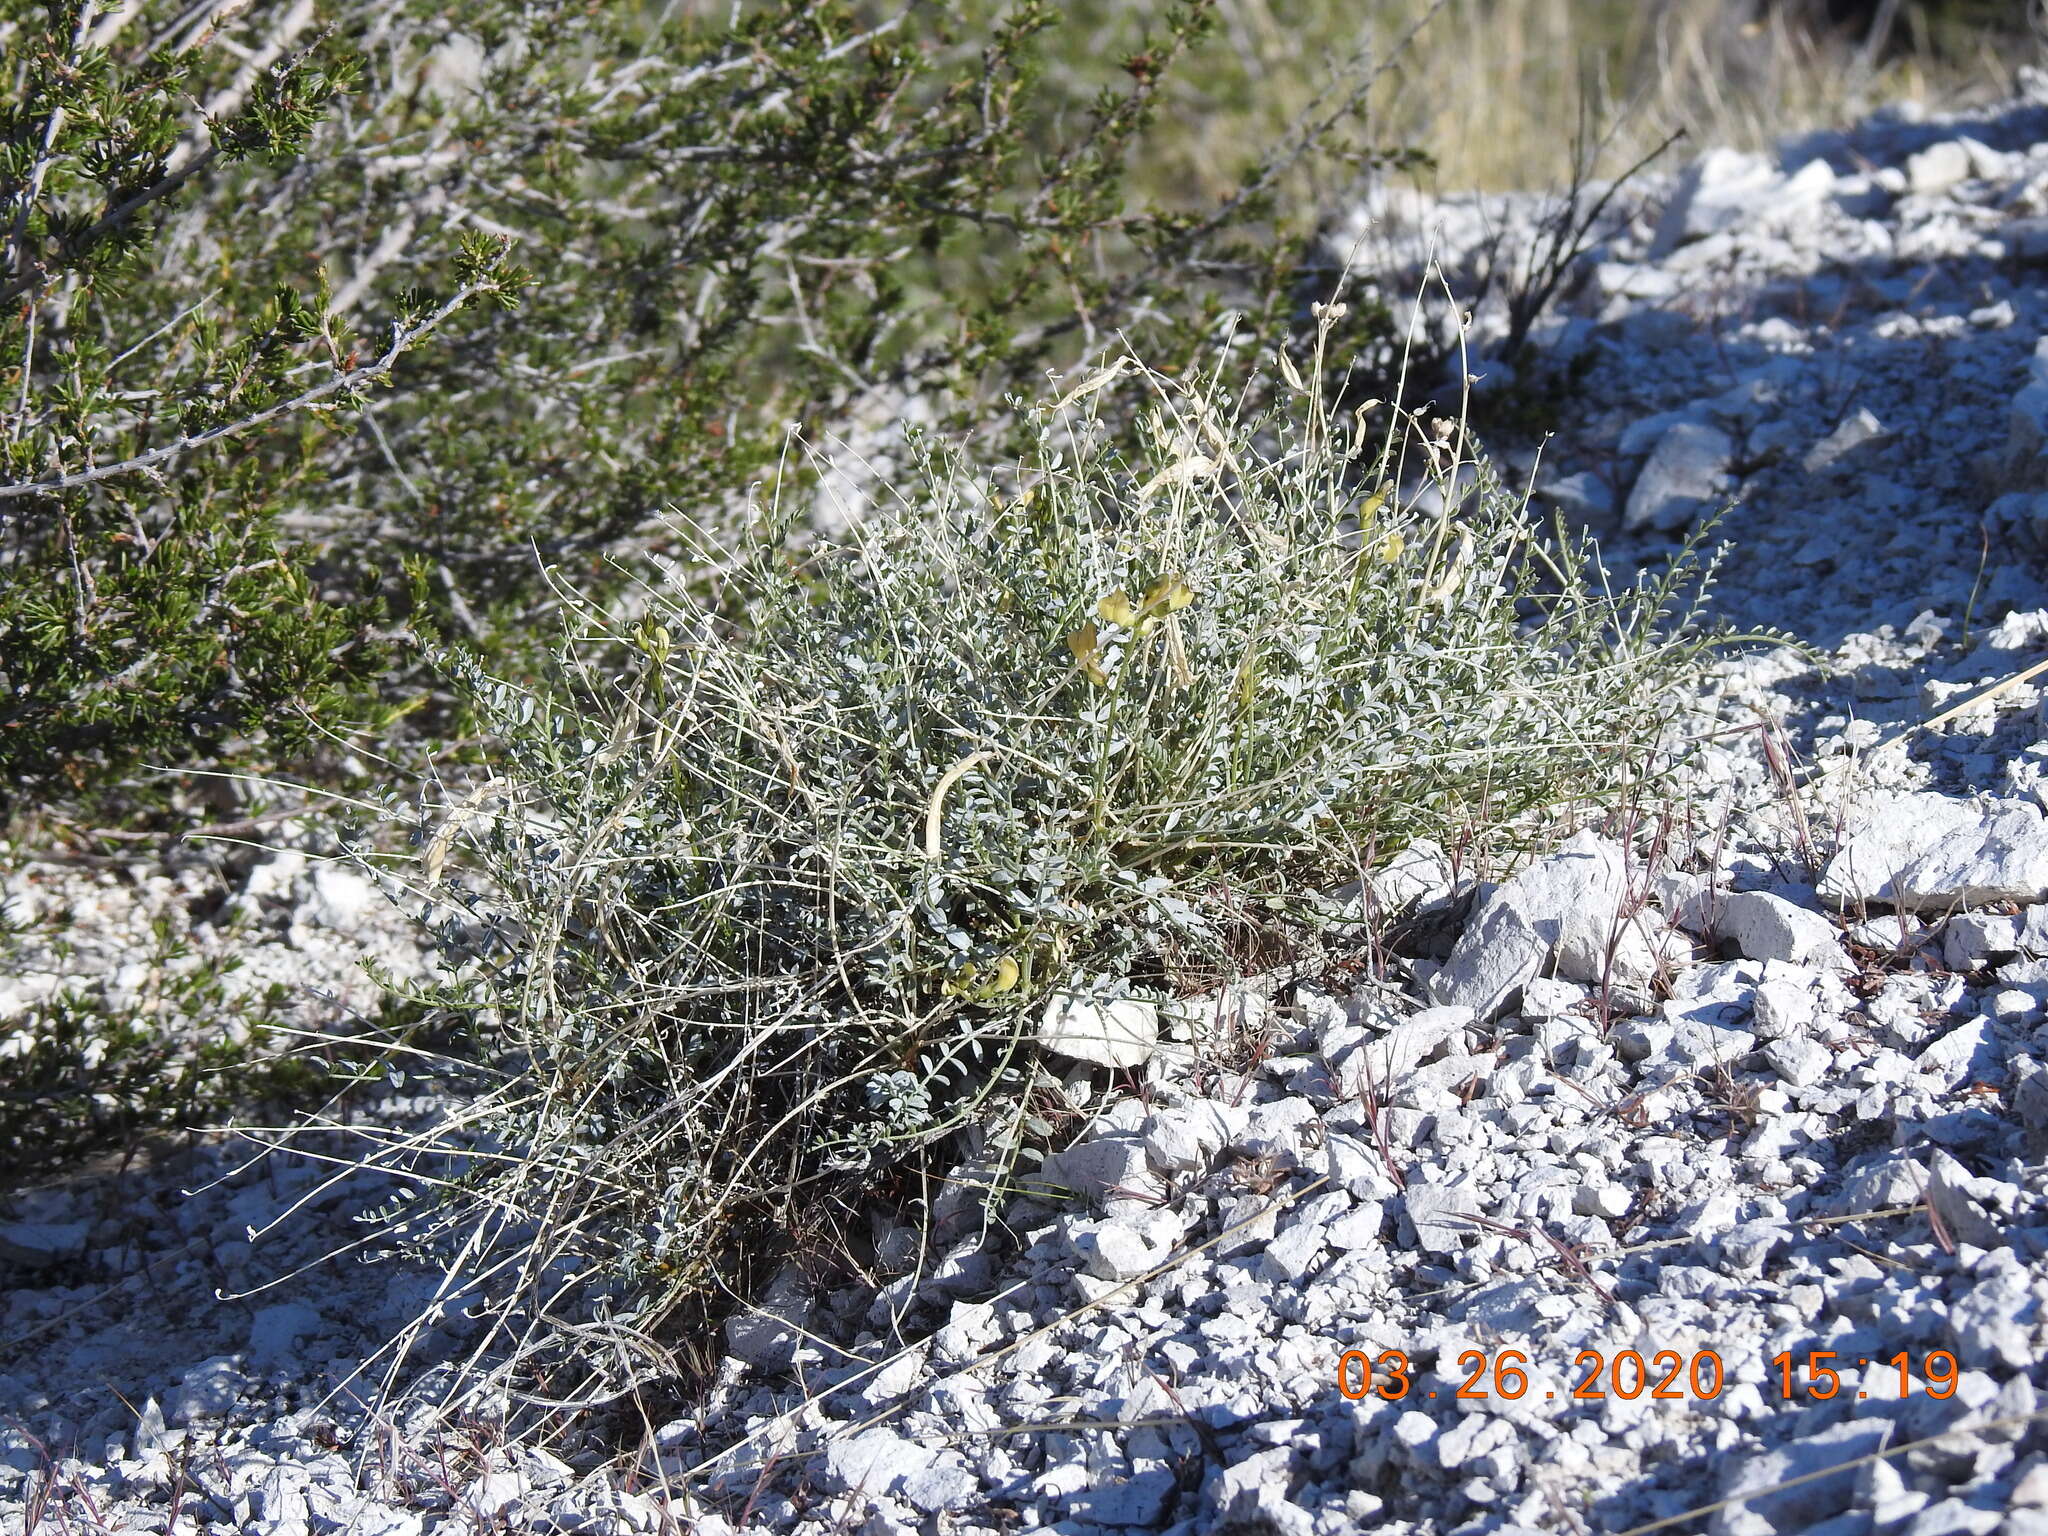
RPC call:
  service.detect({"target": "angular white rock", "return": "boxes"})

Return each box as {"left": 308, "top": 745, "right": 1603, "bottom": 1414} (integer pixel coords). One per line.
{"left": 1539, "top": 470, "right": 1619, "bottom": 536}
{"left": 1519, "top": 976, "right": 1586, "bottom": 1020}
{"left": 304, "top": 865, "right": 380, "bottom": 929}
{"left": 1429, "top": 831, "right": 1629, "bottom": 1020}
{"left": 1324, "top": 1205, "right": 1385, "bottom": 1250}
{"left": 1402, "top": 1175, "right": 1477, "bottom": 1256}
{"left": 821, "top": 1427, "right": 938, "bottom": 1497}
{"left": 246, "top": 1302, "right": 325, "bottom": 1368}
{"left": 462, "top": 1471, "right": 538, "bottom": 1525}
{"left": 1650, "top": 147, "right": 1782, "bottom": 255}
{"left": 169, "top": 1356, "right": 250, "bottom": 1425}
{"left": 902, "top": 1456, "right": 981, "bottom": 1515}
{"left": 1905, "top": 140, "right": 1973, "bottom": 196}
{"left": 1069, "top": 1222, "right": 1163, "bottom": 1283}
{"left": 1655, "top": 868, "right": 1715, "bottom": 934}
{"left": 1070, "top": 1472, "right": 1177, "bottom": 1529}
{"left": 1949, "top": 1276, "right": 2035, "bottom": 1369}
{"left": 1139, "top": 1111, "right": 1208, "bottom": 1174}
{"left": 1139, "top": 1099, "right": 1242, "bottom": 1175}
{"left": 1036, "top": 1133, "right": 1163, "bottom": 1206}
{"left": 1922, "top": 1149, "right": 2004, "bottom": 1253}
{"left": 722, "top": 1266, "right": 812, "bottom": 1370}
{"left": 1039, "top": 992, "right": 1157, "bottom": 1068}
{"left": 1366, "top": 838, "right": 1460, "bottom": 917}
{"left": 1801, "top": 407, "right": 1889, "bottom": 475}
{"left": 1625, "top": 421, "right": 1735, "bottom": 532}
{"left": 0, "top": 1220, "right": 90, "bottom": 1268}
{"left": 1258, "top": 1221, "right": 1327, "bottom": 1284}
{"left": 1339, "top": 1005, "right": 1471, "bottom": 1092}
{"left": 1751, "top": 971, "right": 1816, "bottom": 1040}
{"left": 1713, "top": 1419, "right": 1893, "bottom": 1533}
{"left": 1915, "top": 1016, "right": 2005, "bottom": 1090}
{"left": 1763, "top": 1034, "right": 1830, "bottom": 1088}
{"left": 1818, "top": 792, "right": 2048, "bottom": 912}
{"left": 1828, "top": 1151, "right": 1925, "bottom": 1216}
{"left": 1713, "top": 890, "right": 1847, "bottom": 969}
{"left": 1942, "top": 911, "right": 2024, "bottom": 970}
{"left": 1573, "top": 1183, "right": 1632, "bottom": 1221}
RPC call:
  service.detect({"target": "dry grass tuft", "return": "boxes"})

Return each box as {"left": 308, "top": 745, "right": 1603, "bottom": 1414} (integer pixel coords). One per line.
{"left": 1071, "top": 0, "right": 2040, "bottom": 201}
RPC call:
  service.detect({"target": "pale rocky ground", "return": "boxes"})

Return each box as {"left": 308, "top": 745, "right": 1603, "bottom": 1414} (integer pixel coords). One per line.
{"left": 12, "top": 76, "right": 2048, "bottom": 1536}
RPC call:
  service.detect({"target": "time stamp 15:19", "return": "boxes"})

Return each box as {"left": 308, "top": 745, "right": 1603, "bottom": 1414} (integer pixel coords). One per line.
{"left": 1335, "top": 1348, "right": 1964, "bottom": 1403}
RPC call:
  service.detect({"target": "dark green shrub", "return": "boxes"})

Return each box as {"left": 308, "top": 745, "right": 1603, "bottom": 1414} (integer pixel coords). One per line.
{"left": 0, "top": 0, "right": 1412, "bottom": 815}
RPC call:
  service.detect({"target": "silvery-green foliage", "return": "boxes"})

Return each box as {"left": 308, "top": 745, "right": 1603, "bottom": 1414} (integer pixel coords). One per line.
{"left": 377, "top": 344, "right": 1719, "bottom": 1407}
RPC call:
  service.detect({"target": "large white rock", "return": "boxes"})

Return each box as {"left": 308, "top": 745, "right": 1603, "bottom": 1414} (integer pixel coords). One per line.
{"left": 1035, "top": 1132, "right": 1163, "bottom": 1206}
{"left": 1751, "top": 969, "right": 1817, "bottom": 1039}
{"left": 1650, "top": 147, "right": 1782, "bottom": 256}
{"left": 1365, "top": 837, "right": 1459, "bottom": 916}
{"left": 1800, "top": 407, "right": 1889, "bottom": 475}
{"left": 1038, "top": 992, "right": 1157, "bottom": 1068}
{"left": 305, "top": 864, "right": 379, "bottom": 929}
{"left": 1713, "top": 890, "right": 1847, "bottom": 969}
{"left": 1905, "top": 139, "right": 1974, "bottom": 196}
{"left": 1827, "top": 1148, "right": 1926, "bottom": 1216}
{"left": 1711, "top": 1419, "right": 1894, "bottom": 1535}
{"left": 0, "top": 1219, "right": 89, "bottom": 1268}
{"left": 1537, "top": 469, "right": 1618, "bottom": 536}
{"left": 2013, "top": 381, "right": 2048, "bottom": 472}
{"left": 168, "top": 1356, "right": 251, "bottom": 1426}
{"left": 722, "top": 1265, "right": 812, "bottom": 1370}
{"left": 2008, "top": 336, "right": 2048, "bottom": 474}
{"left": 1941, "top": 911, "right": 2024, "bottom": 970}
{"left": 1915, "top": 1016, "right": 2005, "bottom": 1090}
{"left": 1922, "top": 1149, "right": 2004, "bottom": 1253}
{"left": 1401, "top": 1174, "right": 1478, "bottom": 1256}
{"left": 246, "top": 1302, "right": 326, "bottom": 1368}
{"left": 821, "top": 1427, "right": 938, "bottom": 1498}
{"left": 1139, "top": 1101, "right": 1241, "bottom": 1172}
{"left": 1818, "top": 792, "right": 2048, "bottom": 912}
{"left": 1763, "top": 1033, "right": 1830, "bottom": 1088}
{"left": 1331, "top": 1005, "right": 1472, "bottom": 1095}
{"left": 1067, "top": 1221, "right": 1164, "bottom": 1283}
{"left": 1428, "top": 831, "right": 1629, "bottom": 1021}
{"left": 1625, "top": 420, "right": 1735, "bottom": 532}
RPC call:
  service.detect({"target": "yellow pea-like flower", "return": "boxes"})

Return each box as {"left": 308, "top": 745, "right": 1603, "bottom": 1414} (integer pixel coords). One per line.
{"left": 1356, "top": 488, "right": 1388, "bottom": 531}
{"left": 1096, "top": 589, "right": 1141, "bottom": 629}
{"left": 634, "top": 619, "right": 672, "bottom": 666}
{"left": 946, "top": 955, "right": 1020, "bottom": 1000}
{"left": 1141, "top": 574, "right": 1194, "bottom": 615}
{"left": 1067, "top": 623, "right": 1109, "bottom": 685}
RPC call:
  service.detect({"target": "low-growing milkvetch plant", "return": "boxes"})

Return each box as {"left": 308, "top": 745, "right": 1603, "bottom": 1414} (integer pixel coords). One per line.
{"left": 318, "top": 320, "right": 1723, "bottom": 1418}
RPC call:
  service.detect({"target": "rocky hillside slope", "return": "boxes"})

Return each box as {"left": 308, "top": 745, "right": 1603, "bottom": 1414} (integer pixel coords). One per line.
{"left": 10, "top": 77, "right": 2048, "bottom": 1536}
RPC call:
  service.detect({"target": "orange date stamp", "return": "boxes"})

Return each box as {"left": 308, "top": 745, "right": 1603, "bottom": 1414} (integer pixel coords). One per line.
{"left": 1335, "top": 1348, "right": 1962, "bottom": 1403}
